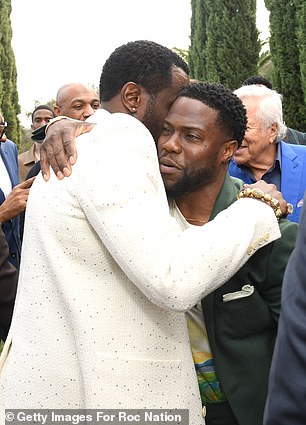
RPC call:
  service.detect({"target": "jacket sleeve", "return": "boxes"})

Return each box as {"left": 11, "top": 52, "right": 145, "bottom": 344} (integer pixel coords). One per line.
{"left": 73, "top": 113, "right": 281, "bottom": 312}
{"left": 0, "top": 227, "right": 18, "bottom": 337}
{"left": 262, "top": 219, "right": 298, "bottom": 322}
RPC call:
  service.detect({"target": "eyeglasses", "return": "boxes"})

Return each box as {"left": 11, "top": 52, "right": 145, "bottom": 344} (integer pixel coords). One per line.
{"left": 0, "top": 121, "right": 7, "bottom": 130}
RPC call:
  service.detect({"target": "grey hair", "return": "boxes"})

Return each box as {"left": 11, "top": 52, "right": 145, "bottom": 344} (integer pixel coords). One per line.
{"left": 234, "top": 84, "right": 287, "bottom": 143}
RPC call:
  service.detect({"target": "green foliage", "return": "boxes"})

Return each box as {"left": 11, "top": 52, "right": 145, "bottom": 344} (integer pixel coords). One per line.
{"left": 189, "top": 0, "right": 260, "bottom": 89}
{"left": 189, "top": 0, "right": 208, "bottom": 80}
{"left": 0, "top": 0, "right": 20, "bottom": 146}
{"left": 172, "top": 47, "right": 189, "bottom": 64}
{"left": 294, "top": 0, "right": 306, "bottom": 105}
{"left": 259, "top": 57, "right": 274, "bottom": 82}
{"left": 24, "top": 99, "right": 56, "bottom": 121}
{"left": 19, "top": 127, "right": 33, "bottom": 154}
{"left": 265, "top": 0, "right": 305, "bottom": 130}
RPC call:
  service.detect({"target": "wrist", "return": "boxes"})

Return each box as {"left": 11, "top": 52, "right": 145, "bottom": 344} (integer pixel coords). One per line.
{"left": 45, "top": 116, "right": 77, "bottom": 133}
{"left": 237, "top": 187, "right": 285, "bottom": 219}
{"left": 0, "top": 206, "right": 11, "bottom": 224}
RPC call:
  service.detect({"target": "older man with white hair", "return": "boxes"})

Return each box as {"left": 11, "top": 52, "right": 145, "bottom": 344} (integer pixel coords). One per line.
{"left": 229, "top": 84, "right": 306, "bottom": 223}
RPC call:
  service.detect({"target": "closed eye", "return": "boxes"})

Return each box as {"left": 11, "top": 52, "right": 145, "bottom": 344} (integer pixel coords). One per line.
{"left": 185, "top": 132, "right": 201, "bottom": 142}
{"left": 73, "top": 104, "right": 83, "bottom": 110}
{"left": 162, "top": 126, "right": 172, "bottom": 135}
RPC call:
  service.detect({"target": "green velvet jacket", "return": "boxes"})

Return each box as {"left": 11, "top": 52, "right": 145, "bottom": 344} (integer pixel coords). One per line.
{"left": 201, "top": 173, "right": 298, "bottom": 425}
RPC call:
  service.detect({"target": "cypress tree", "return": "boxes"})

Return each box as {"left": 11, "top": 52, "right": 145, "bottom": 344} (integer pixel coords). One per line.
{"left": 265, "top": 0, "right": 305, "bottom": 130}
{"left": 189, "top": 0, "right": 260, "bottom": 90}
{"left": 189, "top": 0, "right": 208, "bottom": 80}
{"left": 0, "top": 0, "right": 20, "bottom": 146}
{"left": 294, "top": 0, "right": 306, "bottom": 105}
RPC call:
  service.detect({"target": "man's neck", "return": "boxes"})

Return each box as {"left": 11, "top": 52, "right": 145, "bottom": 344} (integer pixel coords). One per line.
{"left": 244, "top": 143, "right": 277, "bottom": 181}
{"left": 174, "top": 178, "right": 225, "bottom": 226}
{"left": 101, "top": 97, "right": 126, "bottom": 114}
{"left": 33, "top": 142, "right": 41, "bottom": 162}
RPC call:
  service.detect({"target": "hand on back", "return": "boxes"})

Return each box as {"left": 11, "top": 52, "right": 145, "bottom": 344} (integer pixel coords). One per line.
{"left": 40, "top": 119, "right": 95, "bottom": 181}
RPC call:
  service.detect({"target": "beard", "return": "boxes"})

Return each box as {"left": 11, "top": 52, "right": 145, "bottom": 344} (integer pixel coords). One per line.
{"left": 142, "top": 96, "right": 162, "bottom": 143}
{"left": 165, "top": 165, "right": 215, "bottom": 199}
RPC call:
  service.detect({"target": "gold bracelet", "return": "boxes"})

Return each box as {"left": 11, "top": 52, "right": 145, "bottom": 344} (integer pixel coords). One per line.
{"left": 237, "top": 187, "right": 293, "bottom": 219}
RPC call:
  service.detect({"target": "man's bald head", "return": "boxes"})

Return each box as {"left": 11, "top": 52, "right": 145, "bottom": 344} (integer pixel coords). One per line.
{"left": 54, "top": 83, "right": 100, "bottom": 121}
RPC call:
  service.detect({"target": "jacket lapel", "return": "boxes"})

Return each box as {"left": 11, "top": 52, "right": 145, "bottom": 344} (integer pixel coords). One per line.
{"left": 280, "top": 141, "right": 302, "bottom": 216}
{"left": 209, "top": 173, "right": 243, "bottom": 221}
{"left": 0, "top": 142, "right": 19, "bottom": 188}
{"left": 202, "top": 173, "right": 243, "bottom": 346}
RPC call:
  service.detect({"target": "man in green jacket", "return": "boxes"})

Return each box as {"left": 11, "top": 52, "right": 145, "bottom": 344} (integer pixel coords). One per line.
{"left": 158, "top": 81, "right": 297, "bottom": 425}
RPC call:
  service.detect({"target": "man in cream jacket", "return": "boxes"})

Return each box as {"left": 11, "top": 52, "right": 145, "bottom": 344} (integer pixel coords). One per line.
{"left": 0, "top": 41, "right": 282, "bottom": 424}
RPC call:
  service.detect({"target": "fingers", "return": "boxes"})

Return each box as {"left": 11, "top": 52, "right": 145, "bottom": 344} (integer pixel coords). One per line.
{"left": 51, "top": 134, "right": 74, "bottom": 179}
{"left": 62, "top": 138, "right": 77, "bottom": 168}
{"left": 19, "top": 176, "right": 36, "bottom": 188}
{"left": 67, "top": 122, "right": 95, "bottom": 165}
{"left": 2, "top": 178, "right": 34, "bottom": 217}
{"left": 0, "top": 187, "right": 30, "bottom": 221}
{"left": 40, "top": 140, "right": 52, "bottom": 181}
{"left": 40, "top": 120, "right": 94, "bottom": 181}
{"left": 40, "top": 130, "right": 73, "bottom": 181}
{"left": 75, "top": 122, "right": 96, "bottom": 137}
{"left": 249, "top": 180, "right": 289, "bottom": 216}
{"left": 250, "top": 181, "right": 278, "bottom": 197}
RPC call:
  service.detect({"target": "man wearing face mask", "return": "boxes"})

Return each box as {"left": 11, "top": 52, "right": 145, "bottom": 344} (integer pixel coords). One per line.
{"left": 25, "top": 84, "right": 100, "bottom": 180}
{"left": 18, "top": 105, "right": 55, "bottom": 181}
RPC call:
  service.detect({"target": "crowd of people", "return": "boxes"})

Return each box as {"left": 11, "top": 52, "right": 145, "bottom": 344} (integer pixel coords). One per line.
{"left": 0, "top": 40, "right": 305, "bottom": 425}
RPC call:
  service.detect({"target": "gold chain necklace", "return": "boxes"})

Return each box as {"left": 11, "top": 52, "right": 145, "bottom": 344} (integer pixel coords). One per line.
{"left": 185, "top": 217, "right": 208, "bottom": 224}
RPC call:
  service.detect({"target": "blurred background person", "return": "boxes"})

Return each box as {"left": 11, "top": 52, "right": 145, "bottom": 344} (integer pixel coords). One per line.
{"left": 54, "top": 82, "right": 100, "bottom": 121}
{"left": 264, "top": 192, "right": 306, "bottom": 425}
{"left": 18, "top": 105, "right": 55, "bottom": 181}
{"left": 25, "top": 83, "right": 100, "bottom": 180}
{"left": 0, "top": 112, "right": 23, "bottom": 269}
{"left": 242, "top": 76, "right": 306, "bottom": 146}
{"left": 229, "top": 84, "right": 306, "bottom": 223}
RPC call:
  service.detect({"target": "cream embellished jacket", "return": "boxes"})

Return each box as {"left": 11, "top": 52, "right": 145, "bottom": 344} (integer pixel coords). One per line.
{"left": 0, "top": 110, "right": 280, "bottom": 424}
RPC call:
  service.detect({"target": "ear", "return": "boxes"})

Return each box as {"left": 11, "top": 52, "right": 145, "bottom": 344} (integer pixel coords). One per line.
{"left": 53, "top": 105, "right": 61, "bottom": 117}
{"left": 121, "top": 82, "right": 141, "bottom": 114}
{"left": 269, "top": 122, "right": 278, "bottom": 143}
{"left": 221, "top": 140, "right": 238, "bottom": 163}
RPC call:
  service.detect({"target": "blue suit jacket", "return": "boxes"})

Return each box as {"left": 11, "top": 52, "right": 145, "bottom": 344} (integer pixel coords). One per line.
{"left": 229, "top": 141, "right": 306, "bottom": 223}
{"left": 0, "top": 139, "right": 21, "bottom": 269}
{"left": 264, "top": 193, "right": 306, "bottom": 425}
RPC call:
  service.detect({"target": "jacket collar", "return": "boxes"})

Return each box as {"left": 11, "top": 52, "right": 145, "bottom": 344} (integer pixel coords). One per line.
{"left": 209, "top": 172, "right": 244, "bottom": 221}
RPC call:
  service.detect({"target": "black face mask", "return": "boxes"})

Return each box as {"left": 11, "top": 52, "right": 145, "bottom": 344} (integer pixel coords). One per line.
{"left": 31, "top": 124, "right": 47, "bottom": 142}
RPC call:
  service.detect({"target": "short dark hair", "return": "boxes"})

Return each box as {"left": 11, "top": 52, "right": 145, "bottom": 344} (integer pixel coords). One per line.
{"left": 100, "top": 40, "right": 189, "bottom": 102}
{"left": 31, "top": 105, "right": 55, "bottom": 122}
{"left": 177, "top": 82, "right": 247, "bottom": 146}
{"left": 242, "top": 76, "right": 273, "bottom": 90}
